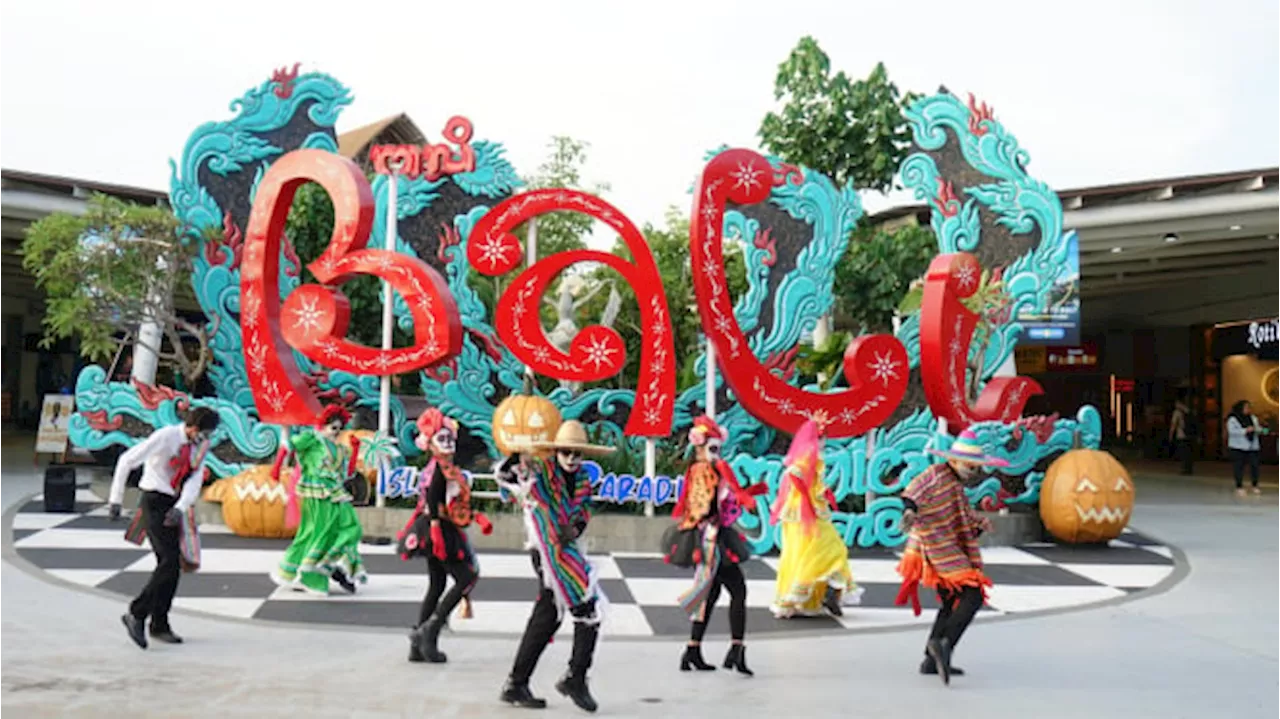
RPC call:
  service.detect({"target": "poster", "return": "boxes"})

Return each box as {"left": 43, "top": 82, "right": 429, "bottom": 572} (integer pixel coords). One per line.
{"left": 1018, "top": 233, "right": 1080, "bottom": 345}
{"left": 35, "top": 394, "right": 76, "bottom": 454}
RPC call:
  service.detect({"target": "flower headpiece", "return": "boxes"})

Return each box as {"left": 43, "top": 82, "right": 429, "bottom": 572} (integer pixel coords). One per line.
{"left": 687, "top": 415, "right": 726, "bottom": 447}
{"left": 319, "top": 404, "right": 351, "bottom": 428}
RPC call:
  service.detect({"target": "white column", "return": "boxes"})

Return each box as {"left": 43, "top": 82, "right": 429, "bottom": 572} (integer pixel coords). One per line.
{"left": 524, "top": 217, "right": 538, "bottom": 382}
{"left": 376, "top": 170, "right": 398, "bottom": 508}
{"left": 130, "top": 257, "right": 166, "bottom": 386}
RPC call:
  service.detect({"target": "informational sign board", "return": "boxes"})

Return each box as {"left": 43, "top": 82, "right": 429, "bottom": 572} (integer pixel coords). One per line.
{"left": 35, "top": 394, "right": 76, "bottom": 454}
{"left": 1018, "top": 233, "right": 1080, "bottom": 345}
{"left": 1046, "top": 343, "right": 1099, "bottom": 372}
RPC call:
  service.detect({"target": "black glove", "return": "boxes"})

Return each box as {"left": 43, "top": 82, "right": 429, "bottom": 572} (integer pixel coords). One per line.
{"left": 497, "top": 454, "right": 522, "bottom": 482}
{"left": 108, "top": 503, "right": 122, "bottom": 521}
{"left": 163, "top": 507, "right": 183, "bottom": 527}
{"left": 573, "top": 519, "right": 587, "bottom": 539}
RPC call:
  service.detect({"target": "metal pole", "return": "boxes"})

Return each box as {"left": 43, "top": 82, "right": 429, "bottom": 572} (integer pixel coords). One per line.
{"left": 705, "top": 336, "right": 716, "bottom": 419}
{"left": 376, "top": 169, "right": 398, "bottom": 508}
{"left": 643, "top": 438, "right": 656, "bottom": 518}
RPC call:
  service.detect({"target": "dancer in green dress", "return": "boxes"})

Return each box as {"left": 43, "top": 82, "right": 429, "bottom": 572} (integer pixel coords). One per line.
{"left": 271, "top": 405, "right": 368, "bottom": 595}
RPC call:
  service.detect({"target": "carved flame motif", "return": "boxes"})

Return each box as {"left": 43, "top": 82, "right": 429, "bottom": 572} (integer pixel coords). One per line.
{"left": 690, "top": 148, "right": 910, "bottom": 438}
{"left": 918, "top": 252, "right": 1042, "bottom": 432}
{"left": 967, "top": 93, "right": 995, "bottom": 137}
{"left": 271, "top": 63, "right": 301, "bottom": 99}
{"left": 467, "top": 189, "right": 677, "bottom": 437}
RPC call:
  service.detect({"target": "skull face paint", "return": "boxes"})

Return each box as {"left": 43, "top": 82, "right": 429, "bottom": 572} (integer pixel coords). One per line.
{"left": 557, "top": 449, "right": 583, "bottom": 473}
{"left": 318, "top": 420, "right": 344, "bottom": 441}
{"left": 696, "top": 438, "right": 723, "bottom": 463}
{"left": 431, "top": 427, "right": 457, "bottom": 457}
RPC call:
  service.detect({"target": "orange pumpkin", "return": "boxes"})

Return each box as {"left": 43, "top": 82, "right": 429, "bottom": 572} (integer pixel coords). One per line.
{"left": 492, "top": 387, "right": 562, "bottom": 456}
{"left": 215, "top": 464, "right": 296, "bottom": 539}
{"left": 1039, "top": 448, "right": 1135, "bottom": 544}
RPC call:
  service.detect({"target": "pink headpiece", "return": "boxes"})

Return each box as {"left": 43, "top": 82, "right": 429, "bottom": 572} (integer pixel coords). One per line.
{"left": 415, "top": 408, "right": 458, "bottom": 451}
{"left": 687, "top": 415, "right": 726, "bottom": 447}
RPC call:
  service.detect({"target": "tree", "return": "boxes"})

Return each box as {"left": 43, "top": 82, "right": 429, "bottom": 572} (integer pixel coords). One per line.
{"left": 759, "top": 37, "right": 918, "bottom": 194}
{"left": 523, "top": 136, "right": 611, "bottom": 257}
{"left": 833, "top": 223, "right": 937, "bottom": 334}
{"left": 587, "top": 208, "right": 748, "bottom": 393}
{"left": 22, "top": 194, "right": 214, "bottom": 381}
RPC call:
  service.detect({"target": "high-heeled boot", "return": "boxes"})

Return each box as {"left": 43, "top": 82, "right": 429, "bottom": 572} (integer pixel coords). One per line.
{"left": 411, "top": 617, "right": 447, "bottom": 663}
{"left": 680, "top": 644, "right": 716, "bottom": 671}
{"left": 722, "top": 644, "right": 754, "bottom": 677}
{"left": 556, "top": 622, "right": 599, "bottom": 712}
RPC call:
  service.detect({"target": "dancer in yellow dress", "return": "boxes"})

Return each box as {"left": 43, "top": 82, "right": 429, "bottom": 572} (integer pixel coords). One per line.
{"left": 769, "top": 419, "right": 862, "bottom": 618}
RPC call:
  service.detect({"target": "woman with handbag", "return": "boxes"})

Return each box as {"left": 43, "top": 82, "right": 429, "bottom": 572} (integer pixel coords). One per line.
{"left": 270, "top": 404, "right": 368, "bottom": 596}
{"left": 663, "top": 415, "right": 765, "bottom": 676}
{"left": 1226, "top": 400, "right": 1265, "bottom": 497}
{"left": 399, "top": 408, "right": 492, "bottom": 663}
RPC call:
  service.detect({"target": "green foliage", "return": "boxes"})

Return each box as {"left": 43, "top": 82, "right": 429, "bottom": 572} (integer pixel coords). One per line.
{"left": 21, "top": 194, "right": 212, "bottom": 379}
{"left": 795, "top": 330, "right": 852, "bottom": 389}
{"left": 287, "top": 182, "right": 389, "bottom": 348}
{"left": 759, "top": 36, "right": 919, "bottom": 194}
{"left": 523, "top": 136, "right": 610, "bottom": 258}
{"left": 583, "top": 208, "right": 748, "bottom": 394}
{"left": 834, "top": 224, "right": 937, "bottom": 334}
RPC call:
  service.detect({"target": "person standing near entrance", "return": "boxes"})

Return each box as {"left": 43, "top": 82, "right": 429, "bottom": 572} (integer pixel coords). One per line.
{"left": 1226, "top": 400, "right": 1263, "bottom": 496}
{"left": 108, "top": 407, "right": 219, "bottom": 649}
{"left": 1169, "top": 396, "right": 1195, "bottom": 475}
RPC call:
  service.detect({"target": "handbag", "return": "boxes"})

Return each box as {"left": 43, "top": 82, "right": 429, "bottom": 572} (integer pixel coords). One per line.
{"left": 123, "top": 506, "right": 146, "bottom": 545}
{"left": 397, "top": 512, "right": 431, "bottom": 560}
{"left": 178, "top": 507, "right": 201, "bottom": 573}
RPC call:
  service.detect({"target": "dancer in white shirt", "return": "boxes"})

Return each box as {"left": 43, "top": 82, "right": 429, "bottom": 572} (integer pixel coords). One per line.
{"left": 108, "top": 407, "right": 219, "bottom": 649}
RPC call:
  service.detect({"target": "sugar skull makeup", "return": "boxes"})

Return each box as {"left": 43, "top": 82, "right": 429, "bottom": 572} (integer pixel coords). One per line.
{"left": 319, "top": 419, "right": 344, "bottom": 440}
{"left": 431, "top": 427, "right": 457, "bottom": 456}
{"left": 557, "top": 449, "right": 583, "bottom": 473}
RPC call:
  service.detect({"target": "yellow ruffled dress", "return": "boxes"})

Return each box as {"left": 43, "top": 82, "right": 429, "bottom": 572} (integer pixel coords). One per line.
{"left": 771, "top": 460, "right": 861, "bottom": 617}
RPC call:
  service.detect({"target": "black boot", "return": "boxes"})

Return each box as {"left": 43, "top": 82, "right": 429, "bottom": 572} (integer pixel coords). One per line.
{"left": 412, "top": 617, "right": 447, "bottom": 663}
{"left": 920, "top": 655, "right": 965, "bottom": 676}
{"left": 557, "top": 622, "right": 600, "bottom": 712}
{"left": 555, "top": 671, "right": 598, "bottom": 713}
{"left": 925, "top": 637, "right": 953, "bottom": 685}
{"left": 501, "top": 679, "right": 548, "bottom": 709}
{"left": 408, "top": 628, "right": 426, "bottom": 663}
{"left": 722, "top": 644, "right": 754, "bottom": 677}
{"left": 149, "top": 624, "right": 183, "bottom": 644}
{"left": 680, "top": 644, "right": 716, "bottom": 671}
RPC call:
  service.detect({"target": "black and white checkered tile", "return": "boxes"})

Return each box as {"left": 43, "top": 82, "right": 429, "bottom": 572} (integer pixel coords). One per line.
{"left": 9, "top": 493, "right": 1177, "bottom": 637}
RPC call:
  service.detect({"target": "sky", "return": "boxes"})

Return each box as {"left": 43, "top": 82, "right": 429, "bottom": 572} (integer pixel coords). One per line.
{"left": 2, "top": 0, "right": 1277, "bottom": 236}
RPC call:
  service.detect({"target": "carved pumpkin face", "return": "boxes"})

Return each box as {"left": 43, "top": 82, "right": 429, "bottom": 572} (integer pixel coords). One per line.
{"left": 492, "top": 392, "right": 562, "bottom": 456}
{"left": 1040, "top": 449, "right": 1135, "bottom": 544}
{"left": 216, "top": 465, "right": 296, "bottom": 539}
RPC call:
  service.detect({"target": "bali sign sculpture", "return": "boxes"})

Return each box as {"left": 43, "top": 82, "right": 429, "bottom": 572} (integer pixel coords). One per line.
{"left": 68, "top": 66, "right": 1102, "bottom": 550}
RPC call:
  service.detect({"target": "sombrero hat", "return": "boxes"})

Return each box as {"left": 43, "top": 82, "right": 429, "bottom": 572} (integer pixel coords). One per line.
{"left": 532, "top": 420, "right": 615, "bottom": 457}
{"left": 927, "top": 429, "right": 1010, "bottom": 468}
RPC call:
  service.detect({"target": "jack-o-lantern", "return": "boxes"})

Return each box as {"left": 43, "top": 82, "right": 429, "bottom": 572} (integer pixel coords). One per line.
{"left": 213, "top": 464, "right": 297, "bottom": 539}
{"left": 1040, "top": 447, "right": 1134, "bottom": 544}
{"left": 492, "top": 379, "right": 562, "bottom": 456}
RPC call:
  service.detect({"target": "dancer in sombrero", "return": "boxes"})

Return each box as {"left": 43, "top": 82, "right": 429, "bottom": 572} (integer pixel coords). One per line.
{"left": 768, "top": 419, "right": 861, "bottom": 618}
{"left": 663, "top": 415, "right": 766, "bottom": 675}
{"left": 895, "top": 428, "right": 1004, "bottom": 685}
{"left": 271, "top": 405, "right": 368, "bottom": 596}
{"left": 497, "top": 420, "right": 612, "bottom": 713}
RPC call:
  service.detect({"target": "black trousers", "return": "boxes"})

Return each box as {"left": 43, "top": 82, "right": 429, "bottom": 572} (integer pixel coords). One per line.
{"left": 129, "top": 491, "right": 181, "bottom": 631}
{"left": 1174, "top": 439, "right": 1194, "bottom": 475}
{"left": 690, "top": 562, "right": 746, "bottom": 642}
{"left": 1231, "top": 449, "right": 1261, "bottom": 488}
{"left": 509, "top": 550, "right": 598, "bottom": 684}
{"left": 927, "top": 586, "right": 983, "bottom": 654}
{"left": 418, "top": 555, "right": 477, "bottom": 625}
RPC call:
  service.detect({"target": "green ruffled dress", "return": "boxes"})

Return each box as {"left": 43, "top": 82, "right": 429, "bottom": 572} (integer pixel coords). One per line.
{"left": 272, "top": 432, "right": 368, "bottom": 594}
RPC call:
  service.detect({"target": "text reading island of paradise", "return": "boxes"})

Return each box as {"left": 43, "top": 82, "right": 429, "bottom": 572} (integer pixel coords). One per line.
{"left": 377, "top": 461, "right": 684, "bottom": 505}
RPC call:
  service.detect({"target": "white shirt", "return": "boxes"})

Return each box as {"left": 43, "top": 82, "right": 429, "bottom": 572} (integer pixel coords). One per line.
{"left": 108, "top": 424, "right": 208, "bottom": 512}
{"left": 1226, "top": 416, "right": 1262, "bottom": 452}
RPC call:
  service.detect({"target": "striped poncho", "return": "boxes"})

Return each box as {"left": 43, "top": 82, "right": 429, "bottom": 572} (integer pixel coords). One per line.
{"left": 523, "top": 457, "right": 596, "bottom": 609}
{"left": 895, "top": 463, "right": 992, "bottom": 613}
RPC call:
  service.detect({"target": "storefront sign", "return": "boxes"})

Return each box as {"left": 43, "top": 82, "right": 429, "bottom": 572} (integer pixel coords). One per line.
{"left": 1214, "top": 318, "right": 1279, "bottom": 360}
{"left": 1015, "top": 346, "right": 1048, "bottom": 374}
{"left": 1046, "top": 343, "right": 1098, "bottom": 371}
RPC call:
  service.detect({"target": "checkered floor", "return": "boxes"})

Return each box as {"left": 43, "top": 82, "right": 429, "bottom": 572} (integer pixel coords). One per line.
{"left": 9, "top": 491, "right": 1178, "bottom": 638}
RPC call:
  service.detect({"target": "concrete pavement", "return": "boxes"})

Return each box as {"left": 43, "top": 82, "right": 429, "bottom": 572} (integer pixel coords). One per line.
{"left": 2, "top": 451, "right": 1276, "bottom": 718}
